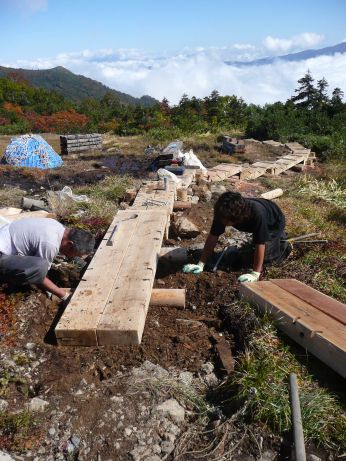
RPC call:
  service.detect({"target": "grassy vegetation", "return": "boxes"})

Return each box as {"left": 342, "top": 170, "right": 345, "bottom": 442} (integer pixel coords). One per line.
{"left": 227, "top": 311, "right": 346, "bottom": 452}
{"left": 0, "top": 410, "right": 39, "bottom": 451}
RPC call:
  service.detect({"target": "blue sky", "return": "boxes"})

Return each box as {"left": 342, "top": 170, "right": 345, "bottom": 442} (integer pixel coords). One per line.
{"left": 0, "top": 0, "right": 346, "bottom": 104}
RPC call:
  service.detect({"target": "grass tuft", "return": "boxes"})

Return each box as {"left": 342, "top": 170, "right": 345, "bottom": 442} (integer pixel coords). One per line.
{"left": 226, "top": 315, "right": 346, "bottom": 452}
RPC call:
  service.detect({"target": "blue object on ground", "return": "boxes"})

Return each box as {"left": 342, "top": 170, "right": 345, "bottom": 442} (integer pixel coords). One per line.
{"left": 164, "top": 165, "right": 185, "bottom": 175}
{"left": 3, "top": 134, "right": 63, "bottom": 169}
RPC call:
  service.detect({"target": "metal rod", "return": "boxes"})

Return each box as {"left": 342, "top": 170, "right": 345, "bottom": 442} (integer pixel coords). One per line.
{"left": 293, "top": 240, "right": 328, "bottom": 244}
{"left": 282, "top": 233, "right": 319, "bottom": 242}
{"left": 212, "top": 246, "right": 229, "bottom": 272}
{"left": 289, "top": 373, "right": 306, "bottom": 461}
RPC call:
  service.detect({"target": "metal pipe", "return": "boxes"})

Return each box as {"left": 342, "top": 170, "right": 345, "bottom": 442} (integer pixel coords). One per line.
{"left": 212, "top": 246, "right": 229, "bottom": 272}
{"left": 289, "top": 373, "right": 306, "bottom": 461}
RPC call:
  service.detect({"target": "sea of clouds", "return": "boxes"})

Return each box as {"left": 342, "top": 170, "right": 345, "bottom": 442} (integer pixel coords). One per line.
{"left": 6, "top": 33, "right": 346, "bottom": 105}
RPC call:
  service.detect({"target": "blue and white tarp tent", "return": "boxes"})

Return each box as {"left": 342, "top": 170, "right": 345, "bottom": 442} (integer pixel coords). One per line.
{"left": 3, "top": 134, "right": 63, "bottom": 169}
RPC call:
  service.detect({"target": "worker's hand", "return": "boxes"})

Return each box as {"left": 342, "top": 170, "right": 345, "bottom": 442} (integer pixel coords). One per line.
{"left": 238, "top": 271, "right": 260, "bottom": 283}
{"left": 59, "top": 291, "right": 72, "bottom": 307}
{"left": 183, "top": 262, "right": 205, "bottom": 274}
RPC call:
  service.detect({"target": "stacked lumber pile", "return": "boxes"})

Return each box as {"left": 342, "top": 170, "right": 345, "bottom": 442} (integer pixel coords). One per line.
{"left": 60, "top": 134, "right": 102, "bottom": 155}
{"left": 222, "top": 136, "right": 246, "bottom": 154}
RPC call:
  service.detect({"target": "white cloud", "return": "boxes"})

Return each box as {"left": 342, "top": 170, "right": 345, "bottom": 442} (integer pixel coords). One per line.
{"left": 263, "top": 33, "right": 324, "bottom": 53}
{"left": 4, "top": 44, "right": 346, "bottom": 106}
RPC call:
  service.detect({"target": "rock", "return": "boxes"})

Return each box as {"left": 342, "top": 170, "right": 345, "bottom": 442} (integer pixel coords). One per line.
{"left": 27, "top": 397, "right": 49, "bottom": 412}
{"left": 132, "top": 360, "right": 169, "bottom": 380}
{"left": 190, "top": 196, "right": 199, "bottom": 204}
{"left": 119, "top": 202, "right": 130, "bottom": 210}
{"left": 192, "top": 185, "right": 212, "bottom": 202}
{"left": 178, "top": 371, "right": 194, "bottom": 386}
{"left": 156, "top": 399, "right": 185, "bottom": 423}
{"left": 307, "top": 455, "right": 322, "bottom": 461}
{"left": 172, "top": 216, "right": 200, "bottom": 239}
{"left": 124, "top": 427, "right": 132, "bottom": 437}
{"left": 143, "top": 457, "right": 161, "bottom": 461}
{"left": 210, "top": 184, "right": 227, "bottom": 200}
{"left": 261, "top": 450, "right": 277, "bottom": 461}
{"left": 25, "top": 342, "right": 36, "bottom": 351}
{"left": 48, "top": 427, "right": 56, "bottom": 436}
{"left": 161, "top": 440, "right": 175, "bottom": 455}
{"left": 0, "top": 400, "right": 9, "bottom": 412}
{"left": 201, "top": 362, "right": 214, "bottom": 375}
{"left": 0, "top": 452, "right": 15, "bottom": 461}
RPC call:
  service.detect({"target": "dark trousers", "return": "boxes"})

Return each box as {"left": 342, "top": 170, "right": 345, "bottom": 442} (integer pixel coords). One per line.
{"left": 222, "top": 231, "right": 291, "bottom": 271}
{"left": 0, "top": 254, "right": 49, "bottom": 285}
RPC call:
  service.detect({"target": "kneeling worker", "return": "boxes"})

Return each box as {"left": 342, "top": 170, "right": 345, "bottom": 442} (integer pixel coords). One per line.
{"left": 183, "top": 192, "right": 290, "bottom": 282}
{"left": 0, "top": 218, "right": 95, "bottom": 301}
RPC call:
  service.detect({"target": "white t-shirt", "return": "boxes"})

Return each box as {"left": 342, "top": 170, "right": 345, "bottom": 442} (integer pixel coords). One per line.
{"left": 0, "top": 218, "right": 65, "bottom": 267}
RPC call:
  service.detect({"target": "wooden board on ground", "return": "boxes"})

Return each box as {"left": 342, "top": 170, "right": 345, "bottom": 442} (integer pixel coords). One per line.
{"left": 240, "top": 166, "right": 267, "bottom": 180}
{"left": 132, "top": 180, "right": 176, "bottom": 213}
{"left": 0, "top": 210, "right": 56, "bottom": 223}
{"left": 207, "top": 164, "right": 242, "bottom": 182}
{"left": 55, "top": 209, "right": 168, "bottom": 346}
{"left": 239, "top": 279, "right": 346, "bottom": 378}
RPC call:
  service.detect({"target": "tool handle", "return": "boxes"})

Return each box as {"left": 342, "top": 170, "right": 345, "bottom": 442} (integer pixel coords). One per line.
{"left": 106, "top": 224, "right": 119, "bottom": 246}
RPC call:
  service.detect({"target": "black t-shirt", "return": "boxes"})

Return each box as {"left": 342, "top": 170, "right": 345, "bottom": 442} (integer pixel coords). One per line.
{"left": 210, "top": 198, "right": 285, "bottom": 244}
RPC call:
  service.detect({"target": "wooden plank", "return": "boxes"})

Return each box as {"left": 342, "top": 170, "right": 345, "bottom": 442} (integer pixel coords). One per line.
{"left": 132, "top": 180, "right": 176, "bottom": 213}
{"left": 239, "top": 281, "right": 346, "bottom": 378}
{"left": 271, "top": 279, "right": 346, "bottom": 326}
{"left": 3, "top": 211, "right": 56, "bottom": 222}
{"left": 240, "top": 166, "right": 267, "bottom": 180}
{"left": 55, "top": 211, "right": 141, "bottom": 345}
{"left": 207, "top": 164, "right": 242, "bottom": 182}
{"left": 96, "top": 210, "right": 168, "bottom": 345}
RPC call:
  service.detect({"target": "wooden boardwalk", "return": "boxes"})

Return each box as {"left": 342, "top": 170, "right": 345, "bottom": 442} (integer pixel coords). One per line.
{"left": 239, "top": 279, "right": 346, "bottom": 378}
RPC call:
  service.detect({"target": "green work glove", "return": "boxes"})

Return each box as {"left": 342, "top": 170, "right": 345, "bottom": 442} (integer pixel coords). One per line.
{"left": 238, "top": 271, "right": 260, "bottom": 283}
{"left": 182, "top": 261, "right": 205, "bottom": 274}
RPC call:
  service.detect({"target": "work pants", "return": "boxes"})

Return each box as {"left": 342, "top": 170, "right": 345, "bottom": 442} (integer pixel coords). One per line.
{"left": 0, "top": 254, "right": 49, "bottom": 285}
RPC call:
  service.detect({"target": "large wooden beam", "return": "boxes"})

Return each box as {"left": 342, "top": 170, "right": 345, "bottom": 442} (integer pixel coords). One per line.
{"left": 239, "top": 280, "right": 346, "bottom": 378}
{"left": 96, "top": 210, "right": 168, "bottom": 345}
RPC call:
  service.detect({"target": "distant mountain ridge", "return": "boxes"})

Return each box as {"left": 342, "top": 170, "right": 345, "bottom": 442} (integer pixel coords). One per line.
{"left": 226, "top": 41, "right": 346, "bottom": 67}
{"left": 0, "top": 65, "right": 158, "bottom": 106}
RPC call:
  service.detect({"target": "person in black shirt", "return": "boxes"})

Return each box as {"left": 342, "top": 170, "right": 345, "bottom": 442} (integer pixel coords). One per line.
{"left": 183, "top": 191, "right": 290, "bottom": 282}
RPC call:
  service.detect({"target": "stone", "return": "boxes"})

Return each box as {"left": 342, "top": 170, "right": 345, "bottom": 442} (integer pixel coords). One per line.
{"left": 48, "top": 427, "right": 56, "bottom": 436}
{"left": 261, "top": 450, "right": 277, "bottom": 461}
{"left": 178, "top": 371, "right": 194, "bottom": 386}
{"left": 27, "top": 397, "right": 49, "bottom": 412}
{"left": 124, "top": 427, "right": 132, "bottom": 437}
{"left": 156, "top": 399, "right": 185, "bottom": 423}
{"left": 143, "top": 457, "right": 161, "bottom": 461}
{"left": 201, "top": 362, "right": 214, "bottom": 374}
{"left": 172, "top": 216, "right": 200, "bottom": 239}
{"left": 132, "top": 360, "right": 169, "bottom": 380}
{"left": 0, "top": 452, "right": 15, "bottom": 461}
{"left": 190, "top": 196, "right": 199, "bottom": 204}
{"left": 25, "top": 343, "right": 36, "bottom": 351}
{"left": 0, "top": 400, "right": 9, "bottom": 412}
{"left": 210, "top": 184, "right": 227, "bottom": 200}
{"left": 161, "top": 441, "right": 175, "bottom": 455}
{"left": 307, "top": 455, "right": 322, "bottom": 461}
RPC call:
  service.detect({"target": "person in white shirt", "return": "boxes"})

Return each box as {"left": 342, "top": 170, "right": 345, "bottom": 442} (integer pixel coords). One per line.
{"left": 0, "top": 218, "right": 95, "bottom": 302}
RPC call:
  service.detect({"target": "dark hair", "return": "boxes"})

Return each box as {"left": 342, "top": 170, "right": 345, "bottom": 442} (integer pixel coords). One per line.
{"left": 214, "top": 192, "right": 251, "bottom": 223}
{"left": 68, "top": 228, "right": 95, "bottom": 255}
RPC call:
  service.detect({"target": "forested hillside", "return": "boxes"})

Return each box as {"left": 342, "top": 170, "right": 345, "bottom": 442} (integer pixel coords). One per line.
{"left": 0, "top": 70, "right": 345, "bottom": 162}
{"left": 0, "top": 65, "right": 157, "bottom": 106}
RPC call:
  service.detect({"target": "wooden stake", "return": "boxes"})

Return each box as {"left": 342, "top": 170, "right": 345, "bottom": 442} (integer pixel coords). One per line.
{"left": 150, "top": 289, "right": 185, "bottom": 308}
